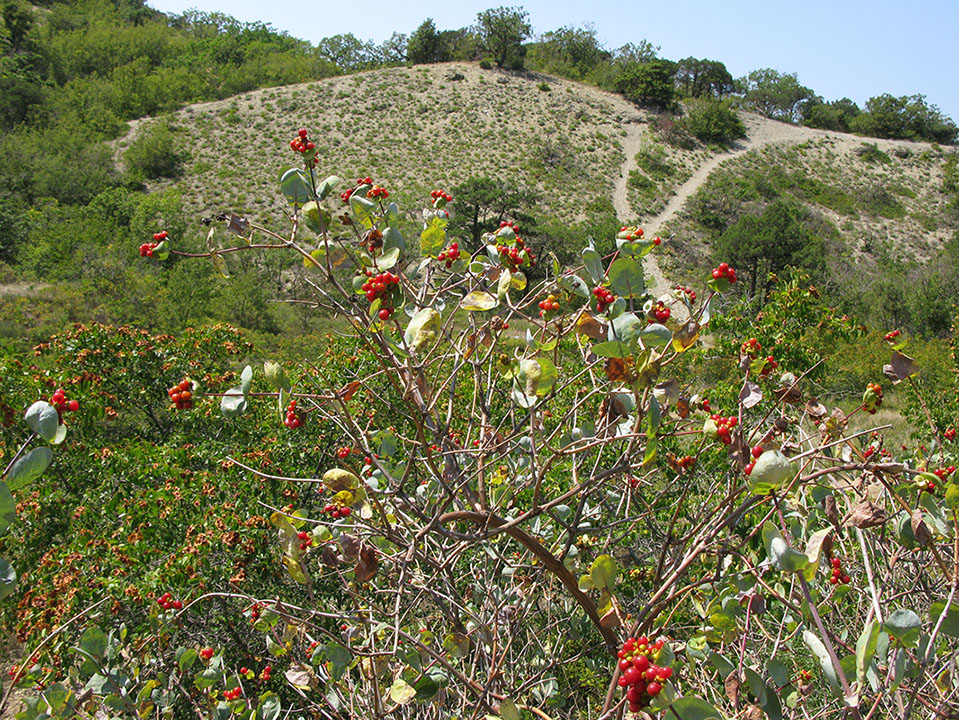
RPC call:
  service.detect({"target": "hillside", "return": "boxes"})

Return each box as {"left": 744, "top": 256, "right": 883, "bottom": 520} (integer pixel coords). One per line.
{"left": 127, "top": 62, "right": 957, "bottom": 304}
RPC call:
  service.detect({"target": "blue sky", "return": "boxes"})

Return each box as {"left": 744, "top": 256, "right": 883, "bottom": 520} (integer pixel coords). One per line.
{"left": 148, "top": 0, "right": 959, "bottom": 122}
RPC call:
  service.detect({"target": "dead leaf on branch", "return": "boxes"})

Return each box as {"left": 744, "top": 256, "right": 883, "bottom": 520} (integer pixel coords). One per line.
{"left": 844, "top": 500, "right": 887, "bottom": 529}
{"left": 354, "top": 544, "right": 379, "bottom": 582}
{"left": 911, "top": 510, "right": 932, "bottom": 546}
{"left": 724, "top": 670, "right": 742, "bottom": 706}
{"left": 887, "top": 350, "right": 919, "bottom": 384}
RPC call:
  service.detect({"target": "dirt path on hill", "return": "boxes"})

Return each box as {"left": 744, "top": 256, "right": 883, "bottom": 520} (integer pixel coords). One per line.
{"left": 611, "top": 113, "right": 875, "bottom": 299}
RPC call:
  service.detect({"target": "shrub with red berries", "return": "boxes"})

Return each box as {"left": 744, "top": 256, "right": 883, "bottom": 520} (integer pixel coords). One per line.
{"left": 358, "top": 270, "right": 400, "bottom": 321}
{"left": 367, "top": 184, "right": 389, "bottom": 200}
{"left": 592, "top": 285, "right": 615, "bottom": 312}
{"left": 430, "top": 189, "right": 452, "bottom": 208}
{"left": 493, "top": 221, "right": 535, "bottom": 270}
{"left": 648, "top": 301, "right": 670, "bottom": 324}
{"left": 828, "top": 557, "right": 850, "bottom": 585}
{"left": 615, "top": 635, "right": 673, "bottom": 715}
{"left": 341, "top": 177, "right": 373, "bottom": 204}
{"left": 156, "top": 592, "right": 183, "bottom": 611}
{"left": 673, "top": 285, "right": 696, "bottom": 303}
{"left": 49, "top": 387, "right": 79, "bottom": 423}
{"left": 167, "top": 379, "right": 194, "bottom": 410}
{"left": 706, "top": 414, "right": 738, "bottom": 445}
{"left": 284, "top": 399, "right": 302, "bottom": 429}
{"left": 863, "top": 382, "right": 883, "bottom": 414}
{"left": 741, "top": 337, "right": 761, "bottom": 358}
{"left": 538, "top": 293, "right": 561, "bottom": 318}
{"left": 289, "top": 128, "right": 318, "bottom": 167}
{"left": 884, "top": 329, "right": 901, "bottom": 343}
{"left": 437, "top": 241, "right": 462, "bottom": 268}
{"left": 322, "top": 501, "right": 352, "bottom": 520}
{"left": 140, "top": 230, "right": 168, "bottom": 258}
{"left": 709, "top": 262, "right": 737, "bottom": 287}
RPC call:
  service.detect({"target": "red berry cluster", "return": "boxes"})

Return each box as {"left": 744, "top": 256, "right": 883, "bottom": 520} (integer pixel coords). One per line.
{"left": 700, "top": 398, "right": 711, "bottom": 413}
{"left": 322, "top": 501, "right": 352, "bottom": 520}
{"left": 296, "top": 530, "right": 313, "bottom": 551}
{"left": 341, "top": 177, "right": 373, "bottom": 204}
{"left": 156, "top": 592, "right": 183, "bottom": 611}
{"left": 933, "top": 466, "right": 956, "bottom": 482}
{"left": 336, "top": 446, "right": 353, "bottom": 460}
{"left": 360, "top": 270, "right": 399, "bottom": 320}
{"left": 829, "top": 557, "right": 850, "bottom": 585}
{"left": 259, "top": 665, "right": 272, "bottom": 683}
{"left": 711, "top": 262, "right": 737, "bottom": 284}
{"left": 538, "top": 293, "right": 561, "bottom": 317}
{"left": 760, "top": 355, "right": 778, "bottom": 377}
{"left": 618, "top": 225, "right": 644, "bottom": 241}
{"left": 744, "top": 445, "right": 765, "bottom": 476}
{"left": 223, "top": 687, "right": 242, "bottom": 701}
{"left": 741, "top": 337, "right": 761, "bottom": 358}
{"left": 168, "top": 379, "right": 194, "bottom": 410}
{"left": 674, "top": 285, "right": 696, "bottom": 302}
{"left": 884, "top": 329, "right": 901, "bottom": 343}
{"left": 710, "top": 414, "right": 738, "bottom": 445}
{"left": 289, "top": 128, "right": 318, "bottom": 166}
{"left": 49, "top": 387, "right": 79, "bottom": 420}
{"left": 863, "top": 382, "right": 883, "bottom": 414}
{"left": 495, "top": 222, "right": 535, "bottom": 270}
{"left": 437, "top": 241, "right": 461, "bottom": 268}
{"left": 200, "top": 647, "right": 215, "bottom": 661}
{"left": 430, "top": 189, "right": 452, "bottom": 207}
{"left": 676, "top": 455, "right": 695, "bottom": 471}
{"left": 946, "top": 428, "right": 956, "bottom": 441}
{"left": 248, "top": 603, "right": 262, "bottom": 624}
{"left": 284, "top": 399, "right": 302, "bottom": 429}
{"left": 616, "top": 636, "right": 672, "bottom": 715}
{"left": 140, "top": 230, "right": 166, "bottom": 257}
{"left": 648, "top": 301, "right": 670, "bottom": 324}
{"left": 593, "top": 285, "right": 615, "bottom": 312}
{"left": 367, "top": 184, "right": 389, "bottom": 200}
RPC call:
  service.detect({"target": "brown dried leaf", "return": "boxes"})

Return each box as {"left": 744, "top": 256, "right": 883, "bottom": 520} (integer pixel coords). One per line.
{"left": 604, "top": 357, "right": 633, "bottom": 383}
{"left": 285, "top": 662, "right": 318, "bottom": 690}
{"left": 321, "top": 545, "right": 339, "bottom": 567}
{"left": 671, "top": 320, "right": 700, "bottom": 352}
{"left": 339, "top": 534, "right": 361, "bottom": 560}
{"left": 576, "top": 313, "right": 606, "bottom": 340}
{"left": 226, "top": 213, "right": 250, "bottom": 237}
{"left": 889, "top": 351, "right": 919, "bottom": 383}
{"left": 845, "top": 500, "right": 887, "bottom": 529}
{"left": 354, "top": 544, "right": 379, "bottom": 582}
{"left": 676, "top": 395, "right": 690, "bottom": 419}
{"left": 740, "top": 381, "right": 763, "bottom": 409}
{"left": 911, "top": 509, "right": 932, "bottom": 547}
{"left": 824, "top": 495, "right": 841, "bottom": 532}
{"left": 805, "top": 398, "right": 828, "bottom": 420}
{"left": 599, "top": 604, "right": 621, "bottom": 631}
{"left": 337, "top": 381, "right": 361, "bottom": 403}
{"left": 743, "top": 705, "right": 763, "bottom": 720}
{"left": 724, "top": 671, "right": 742, "bottom": 707}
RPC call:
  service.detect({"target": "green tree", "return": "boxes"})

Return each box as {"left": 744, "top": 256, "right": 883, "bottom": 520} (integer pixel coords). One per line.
{"left": 123, "top": 120, "right": 182, "bottom": 181}
{"left": 407, "top": 18, "right": 450, "bottom": 64}
{"left": 474, "top": 6, "right": 531, "bottom": 69}
{"left": 1, "top": 0, "right": 34, "bottom": 52}
{"left": 449, "top": 176, "right": 534, "bottom": 245}
{"left": 614, "top": 59, "right": 677, "bottom": 109}
{"left": 674, "top": 57, "right": 734, "bottom": 99}
{"left": 850, "top": 94, "right": 958, "bottom": 144}
{"left": 681, "top": 97, "right": 745, "bottom": 145}
{"left": 714, "top": 200, "right": 823, "bottom": 297}
{"left": 526, "top": 24, "right": 609, "bottom": 81}
{"left": 316, "top": 33, "right": 375, "bottom": 72}
{"left": 802, "top": 96, "right": 861, "bottom": 132}
{"left": 741, "top": 68, "right": 814, "bottom": 123}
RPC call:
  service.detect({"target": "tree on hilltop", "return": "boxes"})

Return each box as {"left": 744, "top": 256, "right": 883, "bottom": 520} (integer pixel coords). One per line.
{"left": 475, "top": 6, "right": 531, "bottom": 69}
{"left": 407, "top": 18, "right": 451, "bottom": 64}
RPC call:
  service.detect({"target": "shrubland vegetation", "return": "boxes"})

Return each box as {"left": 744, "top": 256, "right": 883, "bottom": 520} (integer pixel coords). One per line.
{"left": 3, "top": 126, "right": 959, "bottom": 720}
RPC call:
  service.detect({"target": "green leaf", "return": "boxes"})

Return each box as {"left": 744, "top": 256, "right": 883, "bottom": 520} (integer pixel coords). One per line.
{"left": 389, "top": 677, "right": 416, "bottom": 705}
{"left": 152, "top": 240, "right": 170, "bottom": 260}
{"left": 378, "top": 246, "right": 401, "bottom": 270}
{"left": 532, "top": 357, "right": 558, "bottom": 395}
{"left": 316, "top": 175, "right": 340, "bottom": 201}
{"left": 264, "top": 362, "right": 292, "bottom": 393}
{"left": 302, "top": 201, "right": 330, "bottom": 235}
{"left": 413, "top": 673, "right": 439, "bottom": 699}
{"left": 0, "top": 481, "right": 14, "bottom": 535}
{"left": 325, "top": 643, "right": 351, "bottom": 681}
{"left": 802, "top": 528, "right": 832, "bottom": 581}
{"left": 761, "top": 522, "right": 808, "bottom": 572}
{"left": 256, "top": 691, "right": 281, "bottom": 720}
{"left": 749, "top": 451, "right": 795, "bottom": 495}
{"left": 240, "top": 365, "right": 253, "bottom": 396}
{"left": 498, "top": 699, "right": 521, "bottom": 720}
{"left": 220, "top": 387, "right": 248, "bottom": 418}
{"left": 279, "top": 167, "right": 311, "bottom": 205}
{"left": 558, "top": 272, "right": 589, "bottom": 298}
{"left": 178, "top": 648, "right": 198, "bottom": 673}
{"left": 0, "top": 558, "right": 17, "bottom": 600}
{"left": 24, "top": 401, "right": 59, "bottom": 443}
{"left": 856, "top": 619, "right": 880, "bottom": 687}
{"left": 608, "top": 257, "right": 645, "bottom": 298}
{"left": 582, "top": 246, "right": 603, "bottom": 284}
{"left": 461, "top": 291, "right": 498, "bottom": 311}
{"left": 669, "top": 697, "right": 722, "bottom": 719}
{"left": 210, "top": 252, "right": 229, "bottom": 278}
{"left": 350, "top": 194, "right": 376, "bottom": 229}
{"left": 5, "top": 447, "right": 53, "bottom": 493}
{"left": 607, "top": 311, "right": 643, "bottom": 345}
{"left": 420, "top": 221, "right": 446, "bottom": 257}
{"left": 405, "top": 308, "right": 442, "bottom": 354}
{"left": 382, "top": 226, "right": 405, "bottom": 255}
{"left": 80, "top": 626, "right": 107, "bottom": 658}
{"left": 589, "top": 555, "right": 618, "bottom": 590}
{"left": 930, "top": 600, "right": 959, "bottom": 638}
{"left": 884, "top": 609, "right": 921, "bottom": 647}
{"left": 803, "top": 630, "right": 841, "bottom": 695}
{"left": 640, "top": 323, "right": 671, "bottom": 348}
{"left": 590, "top": 340, "right": 629, "bottom": 358}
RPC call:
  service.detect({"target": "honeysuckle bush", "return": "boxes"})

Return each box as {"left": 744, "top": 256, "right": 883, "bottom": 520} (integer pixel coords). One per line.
{"left": 4, "top": 137, "right": 959, "bottom": 720}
